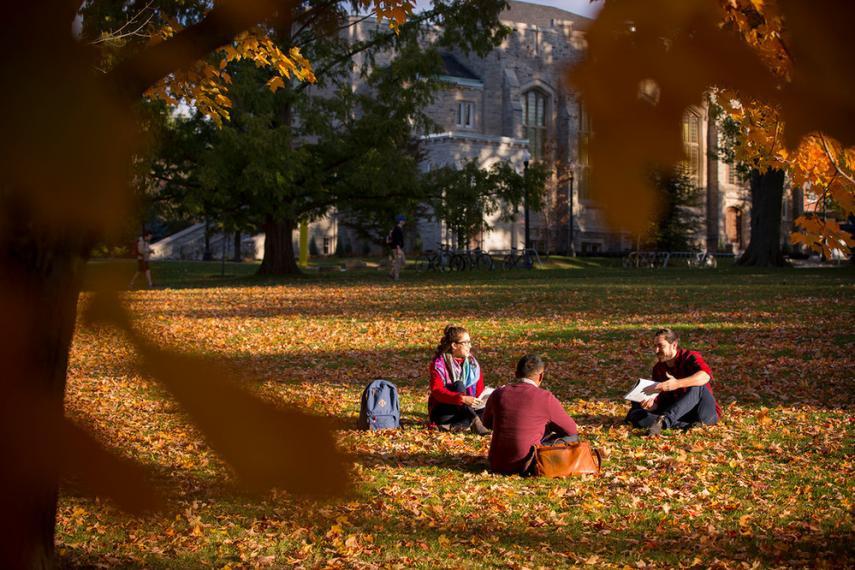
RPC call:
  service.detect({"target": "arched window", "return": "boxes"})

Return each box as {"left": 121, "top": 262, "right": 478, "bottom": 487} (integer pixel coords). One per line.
{"left": 523, "top": 90, "right": 547, "bottom": 160}
{"left": 725, "top": 206, "right": 743, "bottom": 247}
{"left": 682, "top": 110, "right": 702, "bottom": 185}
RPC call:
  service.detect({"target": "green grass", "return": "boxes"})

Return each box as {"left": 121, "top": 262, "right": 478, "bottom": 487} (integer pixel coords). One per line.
{"left": 59, "top": 260, "right": 854, "bottom": 568}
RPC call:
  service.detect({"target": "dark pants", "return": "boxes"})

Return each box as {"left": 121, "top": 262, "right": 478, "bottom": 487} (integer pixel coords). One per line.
{"left": 430, "top": 380, "right": 481, "bottom": 429}
{"left": 430, "top": 402, "right": 482, "bottom": 428}
{"left": 625, "top": 385, "right": 718, "bottom": 430}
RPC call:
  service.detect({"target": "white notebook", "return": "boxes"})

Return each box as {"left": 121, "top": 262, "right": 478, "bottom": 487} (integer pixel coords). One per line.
{"left": 624, "top": 378, "right": 658, "bottom": 403}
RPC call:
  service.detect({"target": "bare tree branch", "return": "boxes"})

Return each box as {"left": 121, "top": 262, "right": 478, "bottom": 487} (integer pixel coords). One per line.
{"left": 92, "top": 2, "right": 156, "bottom": 45}
{"left": 295, "top": 4, "right": 443, "bottom": 93}
{"left": 819, "top": 133, "right": 855, "bottom": 187}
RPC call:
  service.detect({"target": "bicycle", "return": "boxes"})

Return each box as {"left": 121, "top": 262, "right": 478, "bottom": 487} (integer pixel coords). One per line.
{"left": 622, "top": 251, "right": 670, "bottom": 269}
{"left": 416, "top": 244, "right": 453, "bottom": 272}
{"left": 449, "top": 247, "right": 495, "bottom": 271}
{"left": 687, "top": 251, "right": 717, "bottom": 268}
{"left": 474, "top": 248, "right": 495, "bottom": 270}
{"left": 449, "top": 248, "right": 467, "bottom": 272}
{"left": 502, "top": 247, "right": 540, "bottom": 270}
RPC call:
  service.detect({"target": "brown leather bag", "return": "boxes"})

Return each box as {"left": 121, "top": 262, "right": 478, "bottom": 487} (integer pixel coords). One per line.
{"left": 534, "top": 441, "right": 602, "bottom": 477}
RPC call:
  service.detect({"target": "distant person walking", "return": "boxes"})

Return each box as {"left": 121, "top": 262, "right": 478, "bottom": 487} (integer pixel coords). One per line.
{"left": 388, "top": 214, "right": 406, "bottom": 281}
{"left": 129, "top": 230, "right": 154, "bottom": 289}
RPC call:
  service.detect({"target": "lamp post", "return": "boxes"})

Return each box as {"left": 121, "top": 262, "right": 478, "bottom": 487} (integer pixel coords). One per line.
{"left": 568, "top": 168, "right": 576, "bottom": 257}
{"left": 522, "top": 149, "right": 531, "bottom": 251}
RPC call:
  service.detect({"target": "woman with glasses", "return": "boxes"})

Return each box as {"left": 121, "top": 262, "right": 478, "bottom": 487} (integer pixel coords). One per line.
{"left": 428, "top": 325, "right": 490, "bottom": 434}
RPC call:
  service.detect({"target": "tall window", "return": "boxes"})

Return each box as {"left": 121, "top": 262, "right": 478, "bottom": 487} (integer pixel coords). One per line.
{"left": 456, "top": 101, "right": 475, "bottom": 129}
{"left": 726, "top": 206, "right": 743, "bottom": 247}
{"left": 577, "top": 101, "right": 592, "bottom": 200}
{"left": 523, "top": 90, "right": 547, "bottom": 159}
{"left": 682, "top": 110, "right": 702, "bottom": 185}
{"left": 727, "top": 163, "right": 740, "bottom": 185}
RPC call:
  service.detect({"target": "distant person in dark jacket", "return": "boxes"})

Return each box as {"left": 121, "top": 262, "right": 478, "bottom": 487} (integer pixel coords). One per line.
{"left": 626, "top": 328, "right": 722, "bottom": 436}
{"left": 129, "top": 230, "right": 154, "bottom": 289}
{"left": 483, "top": 354, "right": 578, "bottom": 475}
{"left": 388, "top": 214, "right": 405, "bottom": 281}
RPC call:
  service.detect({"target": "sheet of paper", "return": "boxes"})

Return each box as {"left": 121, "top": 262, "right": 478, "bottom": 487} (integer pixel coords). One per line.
{"left": 624, "top": 378, "right": 658, "bottom": 403}
{"left": 471, "top": 386, "right": 495, "bottom": 410}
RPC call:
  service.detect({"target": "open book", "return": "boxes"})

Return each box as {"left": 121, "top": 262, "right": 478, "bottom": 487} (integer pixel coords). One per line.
{"left": 624, "top": 379, "right": 658, "bottom": 403}
{"left": 471, "top": 386, "right": 495, "bottom": 410}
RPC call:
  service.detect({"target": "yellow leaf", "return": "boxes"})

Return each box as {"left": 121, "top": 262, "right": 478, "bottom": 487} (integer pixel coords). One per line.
{"left": 266, "top": 76, "right": 285, "bottom": 93}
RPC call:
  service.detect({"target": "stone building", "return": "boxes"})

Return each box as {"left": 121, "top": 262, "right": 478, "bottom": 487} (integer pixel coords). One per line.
{"left": 153, "top": 1, "right": 799, "bottom": 261}
{"left": 333, "top": 1, "right": 800, "bottom": 258}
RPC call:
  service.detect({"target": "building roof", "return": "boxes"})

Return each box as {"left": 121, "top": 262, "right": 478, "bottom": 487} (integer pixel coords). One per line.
{"left": 439, "top": 52, "right": 481, "bottom": 81}
{"left": 500, "top": 1, "right": 593, "bottom": 29}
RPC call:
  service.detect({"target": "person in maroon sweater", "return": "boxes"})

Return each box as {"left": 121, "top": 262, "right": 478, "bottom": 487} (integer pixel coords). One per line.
{"left": 482, "top": 354, "right": 578, "bottom": 475}
{"left": 428, "top": 325, "right": 489, "bottom": 434}
{"left": 626, "top": 328, "right": 722, "bottom": 435}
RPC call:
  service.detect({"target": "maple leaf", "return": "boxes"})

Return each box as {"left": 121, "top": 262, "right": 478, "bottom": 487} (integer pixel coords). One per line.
{"left": 266, "top": 76, "right": 285, "bottom": 93}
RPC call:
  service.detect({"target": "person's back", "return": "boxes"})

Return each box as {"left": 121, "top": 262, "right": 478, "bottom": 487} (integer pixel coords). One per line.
{"left": 483, "top": 355, "right": 577, "bottom": 475}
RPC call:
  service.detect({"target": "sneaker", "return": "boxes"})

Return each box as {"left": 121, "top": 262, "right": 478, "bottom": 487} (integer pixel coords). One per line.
{"left": 648, "top": 415, "right": 667, "bottom": 437}
{"left": 470, "top": 416, "right": 490, "bottom": 436}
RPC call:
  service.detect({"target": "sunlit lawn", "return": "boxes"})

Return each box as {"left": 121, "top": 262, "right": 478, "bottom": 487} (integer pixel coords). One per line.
{"left": 59, "top": 260, "right": 854, "bottom": 568}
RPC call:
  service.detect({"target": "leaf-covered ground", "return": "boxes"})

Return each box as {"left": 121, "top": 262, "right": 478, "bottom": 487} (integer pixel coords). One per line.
{"left": 60, "top": 262, "right": 854, "bottom": 568}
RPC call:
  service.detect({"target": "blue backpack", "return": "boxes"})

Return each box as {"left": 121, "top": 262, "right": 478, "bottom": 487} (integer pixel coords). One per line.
{"left": 358, "top": 379, "right": 400, "bottom": 430}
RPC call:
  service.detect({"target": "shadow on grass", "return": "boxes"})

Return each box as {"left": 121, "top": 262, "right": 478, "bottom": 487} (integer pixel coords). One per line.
{"left": 236, "top": 348, "right": 854, "bottom": 409}
{"left": 572, "top": 413, "right": 626, "bottom": 429}
{"left": 85, "top": 258, "right": 855, "bottom": 292}
{"left": 71, "top": 342, "right": 854, "bottom": 417}
{"left": 57, "top": 514, "right": 852, "bottom": 569}
{"left": 355, "top": 514, "right": 853, "bottom": 567}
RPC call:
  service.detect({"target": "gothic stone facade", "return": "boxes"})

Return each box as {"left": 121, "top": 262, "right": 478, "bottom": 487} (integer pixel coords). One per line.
{"left": 329, "top": 1, "right": 799, "bottom": 258}
{"left": 157, "top": 1, "right": 797, "bottom": 261}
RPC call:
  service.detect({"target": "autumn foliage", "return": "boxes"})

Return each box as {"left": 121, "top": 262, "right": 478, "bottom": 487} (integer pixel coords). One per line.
{"left": 1, "top": 1, "right": 420, "bottom": 566}
{"left": 57, "top": 267, "right": 854, "bottom": 567}
{"left": 568, "top": 0, "right": 855, "bottom": 255}
{"left": 3, "top": 1, "right": 855, "bottom": 567}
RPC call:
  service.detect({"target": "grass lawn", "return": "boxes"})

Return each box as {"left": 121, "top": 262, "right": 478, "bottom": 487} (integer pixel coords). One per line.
{"left": 60, "top": 260, "right": 854, "bottom": 568}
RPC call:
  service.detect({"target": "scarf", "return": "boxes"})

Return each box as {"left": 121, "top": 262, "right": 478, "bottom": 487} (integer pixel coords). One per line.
{"left": 433, "top": 353, "right": 480, "bottom": 395}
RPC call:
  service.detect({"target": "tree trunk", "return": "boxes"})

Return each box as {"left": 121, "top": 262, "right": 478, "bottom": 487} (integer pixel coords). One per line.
{"left": 202, "top": 218, "right": 213, "bottom": 261}
{"left": 0, "top": 226, "right": 87, "bottom": 569}
{"left": 738, "top": 167, "right": 788, "bottom": 267}
{"left": 258, "top": 216, "right": 300, "bottom": 275}
{"left": 232, "top": 231, "right": 242, "bottom": 262}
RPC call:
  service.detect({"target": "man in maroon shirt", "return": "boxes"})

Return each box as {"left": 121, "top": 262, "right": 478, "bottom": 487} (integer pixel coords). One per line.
{"left": 482, "top": 355, "right": 578, "bottom": 475}
{"left": 626, "top": 328, "right": 722, "bottom": 436}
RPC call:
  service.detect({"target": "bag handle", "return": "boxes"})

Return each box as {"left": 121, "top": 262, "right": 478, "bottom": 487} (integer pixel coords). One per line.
{"left": 551, "top": 439, "right": 580, "bottom": 448}
{"left": 593, "top": 448, "right": 603, "bottom": 469}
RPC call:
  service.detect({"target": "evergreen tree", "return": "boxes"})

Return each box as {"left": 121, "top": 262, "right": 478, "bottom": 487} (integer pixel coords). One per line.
{"left": 643, "top": 169, "right": 703, "bottom": 251}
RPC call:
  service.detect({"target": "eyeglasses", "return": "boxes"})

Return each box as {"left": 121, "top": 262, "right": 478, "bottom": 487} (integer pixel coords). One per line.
{"left": 454, "top": 340, "right": 472, "bottom": 346}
